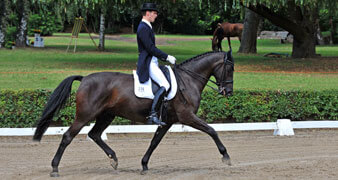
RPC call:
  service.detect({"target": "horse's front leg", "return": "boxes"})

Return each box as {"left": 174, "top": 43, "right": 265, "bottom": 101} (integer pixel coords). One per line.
{"left": 179, "top": 112, "right": 231, "bottom": 165}
{"left": 141, "top": 123, "right": 172, "bottom": 174}
{"left": 227, "top": 36, "right": 232, "bottom": 51}
{"left": 218, "top": 39, "right": 223, "bottom": 51}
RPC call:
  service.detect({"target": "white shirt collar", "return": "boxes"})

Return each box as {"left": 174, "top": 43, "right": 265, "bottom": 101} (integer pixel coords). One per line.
{"left": 142, "top": 19, "right": 152, "bottom": 29}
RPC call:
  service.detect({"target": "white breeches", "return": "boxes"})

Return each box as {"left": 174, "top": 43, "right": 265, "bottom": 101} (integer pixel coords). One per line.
{"left": 149, "top": 57, "right": 170, "bottom": 91}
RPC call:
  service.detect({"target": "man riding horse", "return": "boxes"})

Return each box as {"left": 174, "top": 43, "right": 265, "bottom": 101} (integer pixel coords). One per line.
{"left": 137, "top": 3, "right": 176, "bottom": 126}
{"left": 33, "top": 2, "right": 234, "bottom": 176}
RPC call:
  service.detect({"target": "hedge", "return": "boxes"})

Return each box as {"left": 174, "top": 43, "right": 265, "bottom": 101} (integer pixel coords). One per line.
{"left": 199, "top": 90, "right": 337, "bottom": 123}
{"left": 0, "top": 89, "right": 337, "bottom": 128}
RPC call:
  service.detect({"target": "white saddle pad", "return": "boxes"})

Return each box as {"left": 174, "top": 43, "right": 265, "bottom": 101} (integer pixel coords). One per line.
{"left": 133, "top": 65, "right": 177, "bottom": 100}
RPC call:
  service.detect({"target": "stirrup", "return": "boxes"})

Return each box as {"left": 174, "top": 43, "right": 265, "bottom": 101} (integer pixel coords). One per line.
{"left": 147, "top": 113, "right": 166, "bottom": 126}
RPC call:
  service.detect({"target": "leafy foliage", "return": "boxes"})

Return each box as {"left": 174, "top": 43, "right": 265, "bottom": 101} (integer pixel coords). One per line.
{"left": 198, "top": 90, "right": 338, "bottom": 123}
{"left": 3, "top": 12, "right": 18, "bottom": 48}
{"left": 4, "top": 26, "right": 16, "bottom": 48}
{"left": 0, "top": 89, "right": 336, "bottom": 128}
{"left": 1, "top": 0, "right": 335, "bottom": 38}
{"left": 27, "top": 12, "right": 63, "bottom": 36}
{"left": 0, "top": 89, "right": 131, "bottom": 128}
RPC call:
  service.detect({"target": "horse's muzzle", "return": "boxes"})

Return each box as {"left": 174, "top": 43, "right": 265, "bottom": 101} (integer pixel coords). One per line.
{"left": 225, "top": 90, "right": 233, "bottom": 97}
{"left": 219, "top": 87, "right": 233, "bottom": 97}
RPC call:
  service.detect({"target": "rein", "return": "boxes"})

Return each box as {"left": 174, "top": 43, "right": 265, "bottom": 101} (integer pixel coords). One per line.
{"left": 178, "top": 66, "right": 220, "bottom": 92}
{"left": 175, "top": 52, "right": 234, "bottom": 94}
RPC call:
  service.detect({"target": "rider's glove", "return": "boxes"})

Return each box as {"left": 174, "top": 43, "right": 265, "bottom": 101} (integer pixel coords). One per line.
{"left": 167, "top": 55, "right": 176, "bottom": 64}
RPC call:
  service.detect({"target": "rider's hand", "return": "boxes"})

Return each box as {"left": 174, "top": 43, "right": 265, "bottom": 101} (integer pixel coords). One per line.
{"left": 167, "top": 55, "right": 176, "bottom": 64}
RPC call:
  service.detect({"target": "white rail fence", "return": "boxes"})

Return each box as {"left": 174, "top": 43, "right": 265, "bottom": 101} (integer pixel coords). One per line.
{"left": 1, "top": 120, "right": 337, "bottom": 140}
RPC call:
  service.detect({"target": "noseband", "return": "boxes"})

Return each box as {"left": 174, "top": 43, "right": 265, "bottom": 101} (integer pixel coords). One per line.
{"left": 177, "top": 52, "right": 234, "bottom": 94}
{"left": 217, "top": 52, "right": 234, "bottom": 94}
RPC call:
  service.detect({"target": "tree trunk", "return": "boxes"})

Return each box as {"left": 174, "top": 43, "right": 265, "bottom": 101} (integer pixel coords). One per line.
{"left": 292, "top": 34, "right": 316, "bottom": 58}
{"left": 0, "top": 0, "right": 5, "bottom": 48}
{"left": 16, "top": 0, "right": 29, "bottom": 47}
{"left": 290, "top": 5, "right": 317, "bottom": 58}
{"left": 245, "top": 3, "right": 318, "bottom": 58}
{"left": 316, "top": 21, "right": 324, "bottom": 45}
{"left": 238, "top": 8, "right": 260, "bottom": 53}
{"left": 0, "top": 28, "right": 4, "bottom": 48}
{"left": 16, "top": 12, "right": 28, "bottom": 47}
{"left": 98, "top": 13, "right": 105, "bottom": 51}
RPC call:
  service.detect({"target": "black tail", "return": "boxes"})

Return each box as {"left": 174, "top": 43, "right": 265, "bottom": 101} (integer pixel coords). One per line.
{"left": 33, "top": 75, "right": 83, "bottom": 141}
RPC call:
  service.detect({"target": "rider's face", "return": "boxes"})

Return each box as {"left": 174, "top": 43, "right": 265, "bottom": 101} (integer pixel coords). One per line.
{"left": 147, "top": 11, "right": 158, "bottom": 23}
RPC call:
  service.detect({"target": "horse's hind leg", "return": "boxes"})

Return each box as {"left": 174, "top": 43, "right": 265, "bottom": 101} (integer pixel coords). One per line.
{"left": 50, "top": 118, "right": 90, "bottom": 177}
{"left": 179, "top": 113, "right": 231, "bottom": 166}
{"left": 88, "top": 111, "right": 118, "bottom": 170}
{"left": 141, "top": 123, "right": 172, "bottom": 174}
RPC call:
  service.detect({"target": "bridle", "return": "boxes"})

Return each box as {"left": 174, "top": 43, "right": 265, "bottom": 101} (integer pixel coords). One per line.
{"left": 217, "top": 51, "right": 234, "bottom": 95}
{"left": 176, "top": 51, "right": 234, "bottom": 95}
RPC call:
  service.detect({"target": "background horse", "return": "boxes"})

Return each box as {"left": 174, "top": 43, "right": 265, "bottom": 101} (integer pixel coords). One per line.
{"left": 212, "top": 22, "right": 243, "bottom": 51}
{"left": 33, "top": 51, "right": 234, "bottom": 177}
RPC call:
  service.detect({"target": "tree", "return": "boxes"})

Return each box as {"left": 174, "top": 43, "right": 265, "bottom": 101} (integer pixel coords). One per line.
{"left": 238, "top": 8, "right": 260, "bottom": 53}
{"left": 98, "top": 12, "right": 105, "bottom": 51}
{"left": 28, "top": 0, "right": 63, "bottom": 36}
{"left": 239, "top": 0, "right": 337, "bottom": 58}
{"left": 0, "top": 0, "right": 8, "bottom": 48}
{"left": 84, "top": 0, "right": 128, "bottom": 51}
{"left": 86, "top": 0, "right": 108, "bottom": 51}
{"left": 15, "top": 0, "right": 29, "bottom": 47}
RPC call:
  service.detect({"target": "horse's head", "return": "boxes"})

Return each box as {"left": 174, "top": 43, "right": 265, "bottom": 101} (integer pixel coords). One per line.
{"left": 211, "top": 37, "right": 219, "bottom": 51}
{"left": 213, "top": 50, "right": 234, "bottom": 97}
{"left": 211, "top": 26, "right": 224, "bottom": 52}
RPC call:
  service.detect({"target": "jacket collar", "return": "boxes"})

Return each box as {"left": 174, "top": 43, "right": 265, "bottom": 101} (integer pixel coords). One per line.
{"left": 142, "top": 19, "right": 152, "bottom": 29}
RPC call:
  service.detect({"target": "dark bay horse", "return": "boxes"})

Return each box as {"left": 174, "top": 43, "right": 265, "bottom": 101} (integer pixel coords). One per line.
{"left": 33, "top": 51, "right": 234, "bottom": 177}
{"left": 212, "top": 22, "right": 243, "bottom": 51}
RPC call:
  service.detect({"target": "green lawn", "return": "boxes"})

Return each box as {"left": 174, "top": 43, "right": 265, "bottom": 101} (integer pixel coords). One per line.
{"left": 0, "top": 33, "right": 337, "bottom": 90}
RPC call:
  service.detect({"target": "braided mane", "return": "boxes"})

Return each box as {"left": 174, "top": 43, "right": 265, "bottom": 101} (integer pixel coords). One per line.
{"left": 177, "top": 51, "right": 222, "bottom": 67}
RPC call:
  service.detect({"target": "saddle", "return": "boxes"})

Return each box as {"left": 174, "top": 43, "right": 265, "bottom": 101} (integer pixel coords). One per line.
{"left": 133, "top": 65, "right": 177, "bottom": 100}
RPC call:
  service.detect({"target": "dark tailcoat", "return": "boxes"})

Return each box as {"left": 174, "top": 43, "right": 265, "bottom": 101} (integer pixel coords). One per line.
{"left": 136, "top": 21, "right": 168, "bottom": 83}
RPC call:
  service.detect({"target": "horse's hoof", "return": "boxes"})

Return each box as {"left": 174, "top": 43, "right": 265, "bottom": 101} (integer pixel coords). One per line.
{"left": 140, "top": 170, "right": 148, "bottom": 175}
{"left": 50, "top": 171, "right": 59, "bottom": 177}
{"left": 110, "top": 159, "right": 118, "bottom": 170}
{"left": 222, "top": 157, "right": 232, "bottom": 166}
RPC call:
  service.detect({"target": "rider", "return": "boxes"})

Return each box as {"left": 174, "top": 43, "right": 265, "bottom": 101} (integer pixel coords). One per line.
{"left": 137, "top": 3, "right": 176, "bottom": 126}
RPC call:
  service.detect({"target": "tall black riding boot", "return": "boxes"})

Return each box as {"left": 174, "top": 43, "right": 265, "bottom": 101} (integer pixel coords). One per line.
{"left": 148, "top": 87, "right": 167, "bottom": 126}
